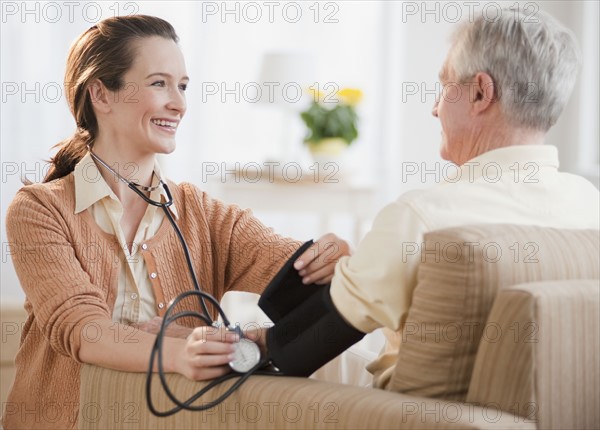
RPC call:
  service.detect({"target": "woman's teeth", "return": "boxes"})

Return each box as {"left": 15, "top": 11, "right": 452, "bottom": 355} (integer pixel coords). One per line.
{"left": 152, "top": 119, "right": 177, "bottom": 128}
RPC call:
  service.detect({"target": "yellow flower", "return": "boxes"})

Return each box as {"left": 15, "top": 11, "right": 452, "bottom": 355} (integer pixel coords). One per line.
{"left": 337, "top": 88, "right": 363, "bottom": 106}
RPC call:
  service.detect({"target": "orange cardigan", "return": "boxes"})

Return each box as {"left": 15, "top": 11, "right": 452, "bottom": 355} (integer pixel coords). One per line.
{"left": 3, "top": 173, "right": 299, "bottom": 430}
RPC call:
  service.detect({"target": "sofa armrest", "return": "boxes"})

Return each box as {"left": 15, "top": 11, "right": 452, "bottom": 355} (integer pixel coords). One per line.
{"left": 78, "top": 365, "right": 534, "bottom": 429}
{"left": 467, "top": 280, "right": 600, "bottom": 430}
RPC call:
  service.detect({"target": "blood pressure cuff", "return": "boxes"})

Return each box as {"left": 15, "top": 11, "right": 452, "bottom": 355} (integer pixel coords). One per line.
{"left": 265, "top": 285, "right": 365, "bottom": 376}
{"left": 259, "top": 240, "right": 321, "bottom": 323}
{"left": 259, "top": 241, "right": 365, "bottom": 376}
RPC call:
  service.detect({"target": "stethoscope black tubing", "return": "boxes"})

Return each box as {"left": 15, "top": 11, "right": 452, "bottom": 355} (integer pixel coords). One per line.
{"left": 127, "top": 182, "right": 276, "bottom": 416}
{"left": 88, "top": 149, "right": 270, "bottom": 417}
{"left": 127, "top": 181, "right": 219, "bottom": 324}
{"left": 146, "top": 291, "right": 271, "bottom": 415}
{"left": 87, "top": 150, "right": 269, "bottom": 415}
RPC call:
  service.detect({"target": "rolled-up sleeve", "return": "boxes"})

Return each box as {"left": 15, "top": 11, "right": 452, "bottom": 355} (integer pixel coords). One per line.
{"left": 330, "top": 199, "right": 429, "bottom": 333}
{"left": 6, "top": 189, "right": 112, "bottom": 361}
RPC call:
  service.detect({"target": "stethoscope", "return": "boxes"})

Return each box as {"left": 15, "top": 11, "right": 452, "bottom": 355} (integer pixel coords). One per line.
{"left": 88, "top": 146, "right": 272, "bottom": 416}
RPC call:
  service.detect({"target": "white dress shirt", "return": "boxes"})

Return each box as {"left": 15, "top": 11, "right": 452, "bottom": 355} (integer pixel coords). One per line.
{"left": 330, "top": 145, "right": 600, "bottom": 388}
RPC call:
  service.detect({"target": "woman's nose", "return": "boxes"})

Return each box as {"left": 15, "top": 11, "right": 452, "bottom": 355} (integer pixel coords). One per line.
{"left": 167, "top": 88, "right": 186, "bottom": 115}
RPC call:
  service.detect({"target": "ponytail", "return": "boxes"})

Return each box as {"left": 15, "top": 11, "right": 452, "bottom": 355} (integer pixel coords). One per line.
{"left": 44, "top": 129, "right": 93, "bottom": 182}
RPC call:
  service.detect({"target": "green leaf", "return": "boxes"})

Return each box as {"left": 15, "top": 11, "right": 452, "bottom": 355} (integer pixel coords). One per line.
{"left": 299, "top": 101, "right": 360, "bottom": 145}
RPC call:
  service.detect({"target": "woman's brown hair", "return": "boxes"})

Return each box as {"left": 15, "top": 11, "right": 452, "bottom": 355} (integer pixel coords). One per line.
{"left": 44, "top": 15, "right": 179, "bottom": 182}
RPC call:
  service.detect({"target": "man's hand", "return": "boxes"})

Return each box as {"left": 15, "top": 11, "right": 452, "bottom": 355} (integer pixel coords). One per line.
{"left": 293, "top": 233, "right": 351, "bottom": 285}
{"left": 133, "top": 316, "right": 192, "bottom": 339}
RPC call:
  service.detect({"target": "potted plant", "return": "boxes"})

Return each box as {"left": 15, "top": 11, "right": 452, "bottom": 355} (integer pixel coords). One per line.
{"left": 300, "top": 87, "right": 362, "bottom": 158}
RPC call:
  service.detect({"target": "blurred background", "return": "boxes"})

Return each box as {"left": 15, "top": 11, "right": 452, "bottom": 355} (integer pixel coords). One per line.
{"left": 1, "top": 0, "right": 598, "bottom": 303}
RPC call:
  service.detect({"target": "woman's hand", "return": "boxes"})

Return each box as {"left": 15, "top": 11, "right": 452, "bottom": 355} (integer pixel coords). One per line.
{"left": 172, "top": 326, "right": 238, "bottom": 381}
{"left": 293, "top": 233, "right": 351, "bottom": 285}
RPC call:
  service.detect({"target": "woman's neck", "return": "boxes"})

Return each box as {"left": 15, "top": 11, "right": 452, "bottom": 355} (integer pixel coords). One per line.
{"left": 89, "top": 141, "right": 156, "bottom": 206}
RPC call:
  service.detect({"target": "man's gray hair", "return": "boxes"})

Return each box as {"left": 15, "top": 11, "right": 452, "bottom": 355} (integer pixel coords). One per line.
{"left": 450, "top": 7, "right": 581, "bottom": 131}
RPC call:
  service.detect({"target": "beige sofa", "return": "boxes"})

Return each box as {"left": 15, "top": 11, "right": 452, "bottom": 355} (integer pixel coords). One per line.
{"left": 77, "top": 224, "right": 599, "bottom": 429}
{"left": 5, "top": 224, "right": 600, "bottom": 429}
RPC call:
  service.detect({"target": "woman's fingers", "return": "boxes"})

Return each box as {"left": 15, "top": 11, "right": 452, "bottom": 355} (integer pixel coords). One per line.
{"left": 186, "top": 339, "right": 236, "bottom": 356}
{"left": 189, "top": 326, "right": 239, "bottom": 342}
{"left": 299, "top": 262, "right": 337, "bottom": 285}
{"left": 189, "top": 351, "right": 234, "bottom": 368}
{"left": 175, "top": 326, "right": 243, "bottom": 381}
{"left": 294, "top": 241, "right": 321, "bottom": 270}
{"left": 294, "top": 233, "right": 351, "bottom": 284}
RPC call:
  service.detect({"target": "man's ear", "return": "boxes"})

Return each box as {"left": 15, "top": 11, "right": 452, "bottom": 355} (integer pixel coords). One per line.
{"left": 88, "top": 79, "right": 112, "bottom": 114}
{"left": 470, "top": 72, "right": 495, "bottom": 115}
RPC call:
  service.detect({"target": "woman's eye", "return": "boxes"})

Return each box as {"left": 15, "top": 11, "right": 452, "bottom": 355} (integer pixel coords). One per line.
{"left": 151, "top": 80, "right": 166, "bottom": 87}
{"left": 179, "top": 83, "right": 188, "bottom": 91}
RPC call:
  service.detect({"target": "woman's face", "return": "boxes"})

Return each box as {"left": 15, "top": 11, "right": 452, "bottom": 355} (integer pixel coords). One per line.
{"left": 102, "top": 36, "right": 188, "bottom": 157}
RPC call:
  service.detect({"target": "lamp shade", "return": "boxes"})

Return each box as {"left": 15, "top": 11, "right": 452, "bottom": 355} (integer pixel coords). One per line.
{"left": 258, "top": 52, "right": 316, "bottom": 106}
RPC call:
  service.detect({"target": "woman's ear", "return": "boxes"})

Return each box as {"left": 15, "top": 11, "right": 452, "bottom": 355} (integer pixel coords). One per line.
{"left": 471, "top": 72, "right": 495, "bottom": 115}
{"left": 88, "top": 79, "right": 112, "bottom": 114}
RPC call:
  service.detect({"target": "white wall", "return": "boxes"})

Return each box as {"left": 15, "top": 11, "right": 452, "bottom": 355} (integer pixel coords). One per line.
{"left": 540, "top": 0, "right": 600, "bottom": 185}
{"left": 1, "top": 1, "right": 598, "bottom": 302}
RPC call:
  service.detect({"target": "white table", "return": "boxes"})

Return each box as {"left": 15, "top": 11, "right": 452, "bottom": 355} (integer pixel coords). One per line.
{"left": 207, "top": 163, "right": 376, "bottom": 245}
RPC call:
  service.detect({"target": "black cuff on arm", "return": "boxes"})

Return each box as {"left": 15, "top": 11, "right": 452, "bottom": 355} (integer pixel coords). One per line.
{"left": 265, "top": 286, "right": 365, "bottom": 376}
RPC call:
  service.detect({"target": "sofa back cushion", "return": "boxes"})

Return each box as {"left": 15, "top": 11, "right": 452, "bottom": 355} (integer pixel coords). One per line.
{"left": 467, "top": 280, "right": 600, "bottom": 429}
{"left": 388, "top": 225, "right": 599, "bottom": 401}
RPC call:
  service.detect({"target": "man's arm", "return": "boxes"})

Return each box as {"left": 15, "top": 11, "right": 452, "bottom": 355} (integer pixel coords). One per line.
{"left": 330, "top": 200, "right": 429, "bottom": 333}
{"left": 249, "top": 199, "right": 429, "bottom": 375}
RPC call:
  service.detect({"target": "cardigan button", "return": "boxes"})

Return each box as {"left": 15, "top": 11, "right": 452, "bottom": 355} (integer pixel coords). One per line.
{"left": 141, "top": 243, "right": 148, "bottom": 250}
{"left": 150, "top": 272, "right": 157, "bottom": 279}
{"left": 158, "top": 302, "right": 165, "bottom": 309}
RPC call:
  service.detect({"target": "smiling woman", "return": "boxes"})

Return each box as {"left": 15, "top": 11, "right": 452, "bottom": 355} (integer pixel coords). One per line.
{"left": 2, "top": 15, "right": 351, "bottom": 430}
{"left": 88, "top": 36, "right": 189, "bottom": 165}
{"left": 44, "top": 17, "right": 181, "bottom": 183}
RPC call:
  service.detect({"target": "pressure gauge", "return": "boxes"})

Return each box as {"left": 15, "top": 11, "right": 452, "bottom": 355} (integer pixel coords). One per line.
{"left": 229, "top": 338, "right": 261, "bottom": 373}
